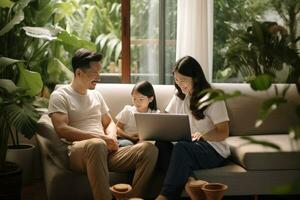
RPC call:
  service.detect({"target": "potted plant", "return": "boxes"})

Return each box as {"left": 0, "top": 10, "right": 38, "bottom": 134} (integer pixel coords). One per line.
{"left": 201, "top": 20, "right": 300, "bottom": 193}
{"left": 224, "top": 20, "right": 300, "bottom": 90}
{"left": 0, "top": 78, "right": 41, "bottom": 198}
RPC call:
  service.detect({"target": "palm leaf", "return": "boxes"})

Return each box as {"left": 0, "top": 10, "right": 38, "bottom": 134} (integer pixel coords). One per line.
{"left": 5, "top": 104, "right": 39, "bottom": 140}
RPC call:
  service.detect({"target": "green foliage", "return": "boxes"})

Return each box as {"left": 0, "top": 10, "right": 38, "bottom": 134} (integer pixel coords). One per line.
{"left": 255, "top": 96, "right": 287, "bottom": 127}
{"left": 214, "top": 0, "right": 300, "bottom": 84}
{"left": 0, "top": 79, "right": 41, "bottom": 169}
{"left": 250, "top": 74, "right": 273, "bottom": 91}
{"left": 225, "top": 21, "right": 300, "bottom": 89}
{"left": 198, "top": 88, "right": 242, "bottom": 110}
{"left": 213, "top": 0, "right": 269, "bottom": 82}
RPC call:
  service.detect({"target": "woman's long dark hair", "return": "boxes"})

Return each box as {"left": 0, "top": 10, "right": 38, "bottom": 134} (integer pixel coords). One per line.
{"left": 174, "top": 56, "right": 211, "bottom": 120}
{"left": 131, "top": 81, "right": 158, "bottom": 111}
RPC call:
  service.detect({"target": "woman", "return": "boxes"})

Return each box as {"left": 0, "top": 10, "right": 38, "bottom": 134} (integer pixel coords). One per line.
{"left": 156, "top": 56, "right": 230, "bottom": 200}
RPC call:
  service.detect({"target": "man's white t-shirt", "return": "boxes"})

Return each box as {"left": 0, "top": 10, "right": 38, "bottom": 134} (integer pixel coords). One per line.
{"left": 165, "top": 94, "right": 230, "bottom": 158}
{"left": 116, "top": 105, "right": 159, "bottom": 136}
{"left": 48, "top": 85, "right": 109, "bottom": 135}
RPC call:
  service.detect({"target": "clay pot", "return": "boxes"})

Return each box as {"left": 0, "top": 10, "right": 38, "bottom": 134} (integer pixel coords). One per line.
{"left": 202, "top": 183, "right": 228, "bottom": 200}
{"left": 110, "top": 183, "right": 132, "bottom": 200}
{"left": 185, "top": 179, "right": 208, "bottom": 200}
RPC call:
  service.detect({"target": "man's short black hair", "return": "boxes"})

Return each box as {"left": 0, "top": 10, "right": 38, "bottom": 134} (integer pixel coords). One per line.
{"left": 71, "top": 48, "right": 103, "bottom": 73}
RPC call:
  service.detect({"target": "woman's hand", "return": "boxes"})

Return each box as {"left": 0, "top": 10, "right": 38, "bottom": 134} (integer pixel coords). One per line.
{"left": 192, "top": 132, "right": 204, "bottom": 141}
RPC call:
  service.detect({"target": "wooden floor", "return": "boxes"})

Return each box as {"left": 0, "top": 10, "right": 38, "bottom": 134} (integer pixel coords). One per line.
{"left": 21, "top": 180, "right": 47, "bottom": 200}
{"left": 21, "top": 180, "right": 300, "bottom": 200}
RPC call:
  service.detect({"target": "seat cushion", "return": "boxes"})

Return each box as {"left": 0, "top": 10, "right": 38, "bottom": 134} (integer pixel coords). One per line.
{"left": 37, "top": 114, "right": 69, "bottom": 169}
{"left": 227, "top": 134, "right": 300, "bottom": 170}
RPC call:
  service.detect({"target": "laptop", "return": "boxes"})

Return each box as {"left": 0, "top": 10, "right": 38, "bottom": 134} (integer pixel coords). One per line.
{"left": 134, "top": 113, "right": 192, "bottom": 142}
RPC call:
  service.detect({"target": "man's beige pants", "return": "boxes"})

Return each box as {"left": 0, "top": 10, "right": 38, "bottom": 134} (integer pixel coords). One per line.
{"left": 68, "top": 138, "right": 158, "bottom": 200}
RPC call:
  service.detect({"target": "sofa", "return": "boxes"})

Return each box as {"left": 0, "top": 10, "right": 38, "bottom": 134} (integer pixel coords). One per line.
{"left": 36, "top": 83, "right": 300, "bottom": 200}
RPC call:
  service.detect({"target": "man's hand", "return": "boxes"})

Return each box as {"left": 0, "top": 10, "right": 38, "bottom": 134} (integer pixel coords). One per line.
{"left": 100, "top": 135, "right": 119, "bottom": 152}
{"left": 192, "top": 132, "right": 204, "bottom": 141}
{"left": 129, "top": 133, "right": 139, "bottom": 143}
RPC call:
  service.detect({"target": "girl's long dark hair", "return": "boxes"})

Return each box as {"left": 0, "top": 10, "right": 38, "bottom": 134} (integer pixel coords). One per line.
{"left": 174, "top": 56, "right": 211, "bottom": 120}
{"left": 131, "top": 81, "right": 157, "bottom": 111}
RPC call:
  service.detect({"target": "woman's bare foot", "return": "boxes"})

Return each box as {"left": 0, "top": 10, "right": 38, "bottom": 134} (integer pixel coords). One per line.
{"left": 155, "top": 194, "right": 168, "bottom": 200}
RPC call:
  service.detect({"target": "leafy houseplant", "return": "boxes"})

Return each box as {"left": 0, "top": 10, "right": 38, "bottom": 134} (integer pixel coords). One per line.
{"left": 0, "top": 79, "right": 40, "bottom": 171}
{"left": 225, "top": 20, "right": 300, "bottom": 90}
{"left": 201, "top": 20, "right": 300, "bottom": 193}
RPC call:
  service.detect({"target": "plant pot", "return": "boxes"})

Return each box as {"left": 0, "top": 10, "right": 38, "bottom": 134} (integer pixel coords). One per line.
{"left": 6, "top": 144, "right": 35, "bottom": 186}
{"left": 110, "top": 183, "right": 132, "bottom": 200}
{"left": 0, "top": 161, "right": 22, "bottom": 200}
{"left": 202, "top": 183, "right": 228, "bottom": 200}
{"left": 185, "top": 179, "right": 208, "bottom": 200}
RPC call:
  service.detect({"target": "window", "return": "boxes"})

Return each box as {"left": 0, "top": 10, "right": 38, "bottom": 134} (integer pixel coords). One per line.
{"left": 213, "top": 0, "right": 300, "bottom": 83}
{"left": 100, "top": 0, "right": 177, "bottom": 84}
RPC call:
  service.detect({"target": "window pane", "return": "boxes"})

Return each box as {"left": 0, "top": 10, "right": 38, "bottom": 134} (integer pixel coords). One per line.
{"left": 213, "top": 0, "right": 300, "bottom": 83}
{"left": 131, "top": 0, "right": 160, "bottom": 83}
{"left": 96, "top": 0, "right": 122, "bottom": 83}
{"left": 165, "top": 0, "right": 177, "bottom": 85}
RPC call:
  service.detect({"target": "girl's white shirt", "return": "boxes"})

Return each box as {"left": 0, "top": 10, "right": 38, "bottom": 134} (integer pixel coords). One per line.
{"left": 165, "top": 94, "right": 230, "bottom": 158}
{"left": 116, "top": 105, "right": 160, "bottom": 136}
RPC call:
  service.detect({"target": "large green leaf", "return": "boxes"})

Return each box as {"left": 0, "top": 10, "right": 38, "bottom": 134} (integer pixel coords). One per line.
{"left": 106, "top": 38, "right": 120, "bottom": 62}
{"left": 5, "top": 103, "right": 39, "bottom": 140}
{"left": 16, "top": 63, "right": 43, "bottom": 96}
{"left": 0, "top": 0, "right": 14, "bottom": 8}
{"left": 0, "top": 10, "right": 24, "bottom": 36}
{"left": 0, "top": 57, "right": 23, "bottom": 73}
{"left": 0, "top": 0, "right": 32, "bottom": 36}
{"left": 22, "top": 26, "right": 61, "bottom": 41}
{"left": 0, "top": 79, "right": 17, "bottom": 93}
{"left": 54, "top": 2, "right": 76, "bottom": 23}
{"left": 79, "top": 5, "right": 96, "bottom": 40}
{"left": 47, "top": 57, "right": 73, "bottom": 83}
{"left": 57, "top": 31, "right": 96, "bottom": 52}
{"left": 34, "top": 1, "right": 55, "bottom": 25}
{"left": 250, "top": 74, "right": 273, "bottom": 91}
{"left": 13, "top": 0, "right": 32, "bottom": 11}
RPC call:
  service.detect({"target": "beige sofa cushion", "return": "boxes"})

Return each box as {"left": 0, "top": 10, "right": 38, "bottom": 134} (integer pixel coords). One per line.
{"left": 227, "top": 134, "right": 300, "bottom": 170}
{"left": 37, "top": 114, "right": 69, "bottom": 169}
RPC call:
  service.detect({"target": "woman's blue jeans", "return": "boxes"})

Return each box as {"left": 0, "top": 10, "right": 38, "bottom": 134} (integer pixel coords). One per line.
{"left": 160, "top": 140, "right": 226, "bottom": 199}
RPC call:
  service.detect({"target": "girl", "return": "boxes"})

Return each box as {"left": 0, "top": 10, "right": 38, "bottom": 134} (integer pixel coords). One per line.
{"left": 116, "top": 80, "right": 159, "bottom": 147}
{"left": 156, "top": 56, "right": 230, "bottom": 200}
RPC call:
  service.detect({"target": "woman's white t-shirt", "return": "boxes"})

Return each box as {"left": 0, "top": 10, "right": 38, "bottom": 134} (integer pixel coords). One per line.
{"left": 165, "top": 94, "right": 230, "bottom": 158}
{"left": 116, "top": 105, "right": 160, "bottom": 136}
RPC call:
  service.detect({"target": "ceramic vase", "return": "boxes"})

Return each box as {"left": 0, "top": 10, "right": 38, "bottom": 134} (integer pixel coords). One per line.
{"left": 110, "top": 183, "right": 132, "bottom": 200}
{"left": 185, "top": 179, "right": 208, "bottom": 200}
{"left": 202, "top": 183, "right": 228, "bottom": 200}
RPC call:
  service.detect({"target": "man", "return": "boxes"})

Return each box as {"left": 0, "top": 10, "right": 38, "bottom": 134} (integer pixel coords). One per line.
{"left": 48, "top": 48, "right": 158, "bottom": 200}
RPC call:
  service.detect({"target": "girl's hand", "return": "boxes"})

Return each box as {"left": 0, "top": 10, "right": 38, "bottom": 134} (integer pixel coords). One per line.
{"left": 192, "top": 132, "right": 204, "bottom": 141}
